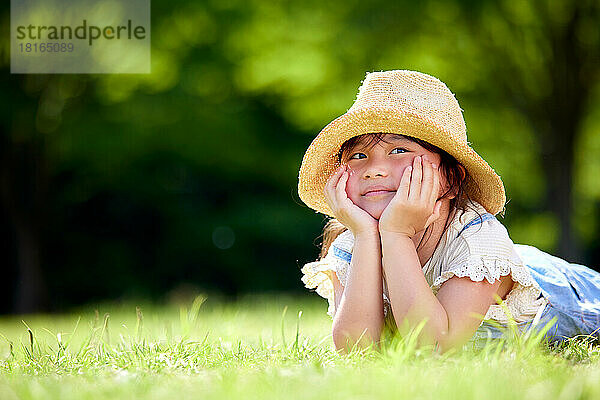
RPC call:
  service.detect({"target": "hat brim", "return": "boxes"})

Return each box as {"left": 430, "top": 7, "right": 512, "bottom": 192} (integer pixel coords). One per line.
{"left": 298, "top": 108, "right": 506, "bottom": 217}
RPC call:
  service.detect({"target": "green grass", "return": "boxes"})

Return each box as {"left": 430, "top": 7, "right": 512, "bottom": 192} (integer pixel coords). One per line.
{"left": 1, "top": 293, "right": 600, "bottom": 399}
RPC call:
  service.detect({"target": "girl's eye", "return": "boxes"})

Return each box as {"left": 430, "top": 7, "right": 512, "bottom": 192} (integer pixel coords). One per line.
{"left": 391, "top": 147, "right": 407, "bottom": 154}
{"left": 349, "top": 152, "right": 366, "bottom": 160}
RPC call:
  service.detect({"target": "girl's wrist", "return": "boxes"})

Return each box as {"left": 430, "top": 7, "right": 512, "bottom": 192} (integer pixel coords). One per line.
{"left": 378, "top": 218, "right": 416, "bottom": 239}
{"left": 352, "top": 228, "right": 381, "bottom": 242}
{"left": 380, "top": 230, "right": 414, "bottom": 244}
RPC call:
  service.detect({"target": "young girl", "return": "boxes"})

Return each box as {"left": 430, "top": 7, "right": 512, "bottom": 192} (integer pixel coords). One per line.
{"left": 298, "top": 70, "right": 600, "bottom": 353}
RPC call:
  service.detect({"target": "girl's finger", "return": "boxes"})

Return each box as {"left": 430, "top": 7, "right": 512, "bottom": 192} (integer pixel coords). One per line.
{"left": 335, "top": 169, "right": 350, "bottom": 204}
{"left": 397, "top": 165, "right": 412, "bottom": 201}
{"left": 325, "top": 165, "right": 344, "bottom": 194}
{"left": 324, "top": 166, "right": 345, "bottom": 208}
{"left": 408, "top": 156, "right": 422, "bottom": 202}
{"left": 324, "top": 184, "right": 336, "bottom": 211}
{"left": 430, "top": 163, "right": 440, "bottom": 205}
{"left": 421, "top": 158, "right": 434, "bottom": 201}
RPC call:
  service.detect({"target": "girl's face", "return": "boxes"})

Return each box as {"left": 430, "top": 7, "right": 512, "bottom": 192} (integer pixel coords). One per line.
{"left": 341, "top": 134, "right": 448, "bottom": 220}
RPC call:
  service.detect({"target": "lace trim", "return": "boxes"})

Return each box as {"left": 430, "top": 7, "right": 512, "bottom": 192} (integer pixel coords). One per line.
{"left": 300, "top": 259, "right": 336, "bottom": 317}
{"left": 432, "top": 256, "right": 540, "bottom": 292}
{"left": 484, "top": 284, "right": 548, "bottom": 323}
{"left": 431, "top": 256, "right": 545, "bottom": 323}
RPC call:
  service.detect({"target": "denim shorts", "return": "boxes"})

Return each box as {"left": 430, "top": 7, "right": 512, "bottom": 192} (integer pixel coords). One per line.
{"left": 469, "top": 244, "right": 600, "bottom": 346}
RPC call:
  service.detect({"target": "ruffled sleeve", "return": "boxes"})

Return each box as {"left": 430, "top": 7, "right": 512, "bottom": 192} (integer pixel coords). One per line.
{"left": 300, "top": 230, "right": 354, "bottom": 318}
{"left": 432, "top": 215, "right": 535, "bottom": 291}
{"left": 431, "top": 212, "right": 546, "bottom": 323}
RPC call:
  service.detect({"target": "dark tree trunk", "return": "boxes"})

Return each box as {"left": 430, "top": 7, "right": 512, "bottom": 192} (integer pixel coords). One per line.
{"left": 536, "top": 3, "right": 587, "bottom": 263}
{"left": 0, "top": 85, "right": 50, "bottom": 314}
{"left": 538, "top": 125, "right": 580, "bottom": 262}
{"left": 465, "top": 0, "right": 598, "bottom": 263}
{"left": 13, "top": 213, "right": 47, "bottom": 313}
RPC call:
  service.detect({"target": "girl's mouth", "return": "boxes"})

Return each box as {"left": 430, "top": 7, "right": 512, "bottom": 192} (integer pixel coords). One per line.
{"left": 363, "top": 190, "right": 395, "bottom": 197}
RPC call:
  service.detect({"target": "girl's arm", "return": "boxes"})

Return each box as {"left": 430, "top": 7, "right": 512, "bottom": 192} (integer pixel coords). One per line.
{"left": 324, "top": 165, "right": 384, "bottom": 353}
{"left": 381, "top": 232, "right": 503, "bottom": 352}
{"left": 332, "top": 231, "right": 384, "bottom": 353}
{"left": 378, "top": 155, "right": 502, "bottom": 352}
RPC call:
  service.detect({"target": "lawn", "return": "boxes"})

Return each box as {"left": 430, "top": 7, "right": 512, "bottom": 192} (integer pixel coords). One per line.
{"left": 1, "top": 293, "right": 599, "bottom": 400}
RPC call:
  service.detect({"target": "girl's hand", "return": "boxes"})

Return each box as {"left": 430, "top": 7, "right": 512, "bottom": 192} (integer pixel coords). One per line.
{"left": 324, "top": 165, "right": 379, "bottom": 236}
{"left": 378, "top": 155, "right": 443, "bottom": 238}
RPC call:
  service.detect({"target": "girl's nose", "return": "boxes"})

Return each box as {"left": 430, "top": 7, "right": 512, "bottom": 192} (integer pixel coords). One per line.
{"left": 363, "top": 161, "right": 389, "bottom": 179}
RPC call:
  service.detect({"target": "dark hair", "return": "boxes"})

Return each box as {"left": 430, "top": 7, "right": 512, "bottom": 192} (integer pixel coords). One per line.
{"left": 320, "top": 132, "right": 481, "bottom": 257}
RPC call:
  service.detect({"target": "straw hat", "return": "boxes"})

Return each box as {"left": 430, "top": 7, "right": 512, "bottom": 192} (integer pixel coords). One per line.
{"left": 297, "top": 69, "right": 506, "bottom": 217}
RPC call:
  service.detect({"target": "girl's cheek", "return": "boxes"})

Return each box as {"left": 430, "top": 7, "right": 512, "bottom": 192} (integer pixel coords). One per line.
{"left": 347, "top": 168, "right": 357, "bottom": 183}
{"left": 346, "top": 174, "right": 360, "bottom": 199}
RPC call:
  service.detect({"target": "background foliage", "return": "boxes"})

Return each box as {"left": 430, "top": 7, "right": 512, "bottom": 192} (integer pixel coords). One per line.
{"left": 0, "top": 0, "right": 599, "bottom": 314}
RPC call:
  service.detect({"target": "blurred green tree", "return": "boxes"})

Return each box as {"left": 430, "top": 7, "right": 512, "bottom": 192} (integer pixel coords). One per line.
{"left": 0, "top": 0, "right": 598, "bottom": 313}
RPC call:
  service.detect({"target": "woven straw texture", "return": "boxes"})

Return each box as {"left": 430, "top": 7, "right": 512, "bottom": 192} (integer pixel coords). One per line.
{"left": 297, "top": 70, "right": 506, "bottom": 217}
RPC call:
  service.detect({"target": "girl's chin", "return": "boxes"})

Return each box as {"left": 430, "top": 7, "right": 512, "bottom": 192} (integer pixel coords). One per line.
{"left": 353, "top": 199, "right": 391, "bottom": 220}
{"left": 363, "top": 206, "right": 386, "bottom": 220}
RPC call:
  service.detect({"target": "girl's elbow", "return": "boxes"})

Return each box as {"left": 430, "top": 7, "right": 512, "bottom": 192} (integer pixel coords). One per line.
{"left": 332, "top": 322, "right": 381, "bottom": 353}
{"left": 434, "top": 330, "right": 472, "bottom": 353}
{"left": 332, "top": 329, "right": 350, "bottom": 353}
{"left": 331, "top": 323, "right": 352, "bottom": 351}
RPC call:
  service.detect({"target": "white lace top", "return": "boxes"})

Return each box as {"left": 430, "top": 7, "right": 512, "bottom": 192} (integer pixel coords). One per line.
{"left": 300, "top": 200, "right": 548, "bottom": 325}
